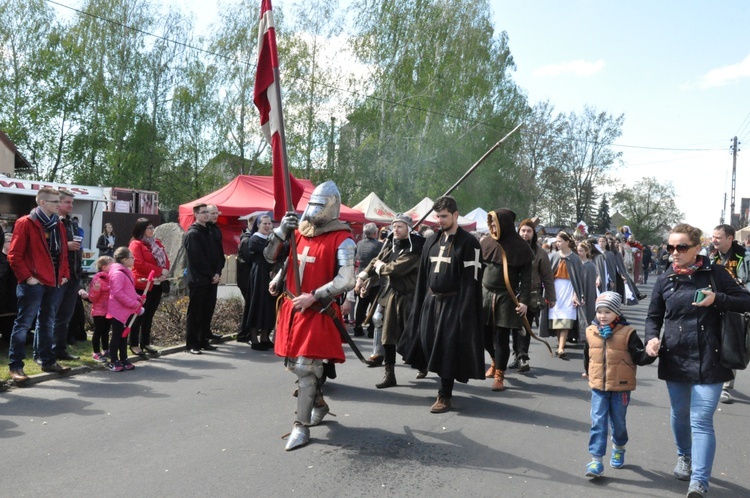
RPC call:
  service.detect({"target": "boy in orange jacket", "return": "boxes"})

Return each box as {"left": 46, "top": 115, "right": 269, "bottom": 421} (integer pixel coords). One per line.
{"left": 583, "top": 292, "right": 655, "bottom": 478}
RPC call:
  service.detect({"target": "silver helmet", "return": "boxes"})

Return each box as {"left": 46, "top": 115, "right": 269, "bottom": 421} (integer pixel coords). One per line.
{"left": 302, "top": 180, "right": 341, "bottom": 227}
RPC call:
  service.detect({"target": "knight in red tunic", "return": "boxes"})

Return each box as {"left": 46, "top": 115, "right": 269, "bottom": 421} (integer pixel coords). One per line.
{"left": 264, "top": 181, "right": 356, "bottom": 451}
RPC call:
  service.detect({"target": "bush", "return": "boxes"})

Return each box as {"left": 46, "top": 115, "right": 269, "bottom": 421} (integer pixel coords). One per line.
{"left": 150, "top": 295, "right": 244, "bottom": 346}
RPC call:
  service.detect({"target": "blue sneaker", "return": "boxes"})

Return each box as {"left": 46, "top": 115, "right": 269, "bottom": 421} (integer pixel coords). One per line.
{"left": 610, "top": 448, "right": 625, "bottom": 468}
{"left": 585, "top": 460, "right": 604, "bottom": 478}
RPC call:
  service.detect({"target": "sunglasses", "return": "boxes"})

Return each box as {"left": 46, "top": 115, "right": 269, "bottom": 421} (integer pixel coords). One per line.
{"left": 667, "top": 243, "right": 696, "bottom": 253}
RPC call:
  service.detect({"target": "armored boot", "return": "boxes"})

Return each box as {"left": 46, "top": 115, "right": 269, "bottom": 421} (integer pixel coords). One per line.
{"left": 485, "top": 360, "right": 496, "bottom": 379}
{"left": 492, "top": 370, "right": 505, "bottom": 391}
{"left": 285, "top": 423, "right": 310, "bottom": 451}
{"left": 376, "top": 364, "right": 397, "bottom": 389}
{"left": 309, "top": 383, "right": 330, "bottom": 426}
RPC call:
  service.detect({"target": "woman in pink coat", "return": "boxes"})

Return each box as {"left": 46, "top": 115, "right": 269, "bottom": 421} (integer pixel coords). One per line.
{"left": 107, "top": 247, "right": 144, "bottom": 372}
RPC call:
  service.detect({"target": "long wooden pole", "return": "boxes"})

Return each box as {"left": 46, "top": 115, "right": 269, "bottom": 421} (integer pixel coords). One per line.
{"left": 272, "top": 66, "right": 301, "bottom": 293}
{"left": 415, "top": 123, "right": 523, "bottom": 227}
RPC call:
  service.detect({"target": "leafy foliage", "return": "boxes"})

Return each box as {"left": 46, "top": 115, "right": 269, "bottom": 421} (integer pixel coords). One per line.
{"left": 0, "top": 0, "right": 626, "bottom": 226}
{"left": 612, "top": 177, "right": 683, "bottom": 245}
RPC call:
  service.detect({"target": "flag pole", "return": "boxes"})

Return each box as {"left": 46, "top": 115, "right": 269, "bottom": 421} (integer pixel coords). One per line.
{"left": 270, "top": 68, "right": 302, "bottom": 294}
{"left": 414, "top": 123, "right": 523, "bottom": 228}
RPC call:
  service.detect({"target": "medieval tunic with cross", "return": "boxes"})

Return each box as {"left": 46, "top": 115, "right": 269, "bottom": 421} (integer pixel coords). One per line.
{"left": 274, "top": 229, "right": 353, "bottom": 363}
{"left": 398, "top": 226, "right": 486, "bottom": 383}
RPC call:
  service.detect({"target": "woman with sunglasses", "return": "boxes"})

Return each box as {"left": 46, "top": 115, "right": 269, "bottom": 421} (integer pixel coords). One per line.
{"left": 644, "top": 223, "right": 750, "bottom": 498}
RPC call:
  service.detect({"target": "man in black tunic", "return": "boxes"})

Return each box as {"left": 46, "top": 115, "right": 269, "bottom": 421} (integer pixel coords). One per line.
{"left": 398, "top": 196, "right": 484, "bottom": 413}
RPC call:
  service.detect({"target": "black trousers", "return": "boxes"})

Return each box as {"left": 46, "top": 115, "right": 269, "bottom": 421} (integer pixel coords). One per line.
{"left": 354, "top": 287, "right": 378, "bottom": 336}
{"left": 109, "top": 318, "right": 129, "bottom": 363}
{"left": 186, "top": 284, "right": 217, "bottom": 349}
{"left": 130, "top": 285, "right": 163, "bottom": 348}
{"left": 92, "top": 316, "right": 111, "bottom": 353}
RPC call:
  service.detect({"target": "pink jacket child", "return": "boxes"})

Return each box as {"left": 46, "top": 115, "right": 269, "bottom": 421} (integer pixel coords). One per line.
{"left": 107, "top": 263, "right": 143, "bottom": 325}
{"left": 87, "top": 270, "right": 111, "bottom": 317}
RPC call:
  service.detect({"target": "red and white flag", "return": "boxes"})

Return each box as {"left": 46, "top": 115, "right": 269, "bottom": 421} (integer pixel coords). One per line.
{"left": 253, "top": 0, "right": 303, "bottom": 222}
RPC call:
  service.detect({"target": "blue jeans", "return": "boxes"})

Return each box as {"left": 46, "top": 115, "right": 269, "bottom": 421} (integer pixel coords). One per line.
{"left": 666, "top": 381, "right": 723, "bottom": 489}
{"left": 9, "top": 283, "right": 63, "bottom": 370}
{"left": 589, "top": 389, "right": 630, "bottom": 457}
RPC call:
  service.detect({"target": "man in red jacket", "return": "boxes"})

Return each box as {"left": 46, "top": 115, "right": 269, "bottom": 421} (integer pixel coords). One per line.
{"left": 7, "top": 187, "right": 72, "bottom": 385}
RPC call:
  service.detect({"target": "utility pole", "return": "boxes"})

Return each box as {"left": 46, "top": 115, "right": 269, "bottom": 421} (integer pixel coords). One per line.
{"left": 730, "top": 136, "right": 740, "bottom": 228}
{"left": 721, "top": 192, "right": 726, "bottom": 225}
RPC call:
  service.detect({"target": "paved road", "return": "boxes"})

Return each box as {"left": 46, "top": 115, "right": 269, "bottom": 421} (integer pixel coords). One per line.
{"left": 2, "top": 282, "right": 749, "bottom": 497}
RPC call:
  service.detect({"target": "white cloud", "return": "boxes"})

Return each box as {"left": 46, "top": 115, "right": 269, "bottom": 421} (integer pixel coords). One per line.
{"left": 532, "top": 59, "right": 605, "bottom": 77}
{"left": 693, "top": 54, "right": 750, "bottom": 89}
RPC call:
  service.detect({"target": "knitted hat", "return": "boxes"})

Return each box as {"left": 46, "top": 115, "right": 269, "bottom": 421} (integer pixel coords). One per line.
{"left": 392, "top": 213, "right": 413, "bottom": 230}
{"left": 595, "top": 292, "right": 623, "bottom": 317}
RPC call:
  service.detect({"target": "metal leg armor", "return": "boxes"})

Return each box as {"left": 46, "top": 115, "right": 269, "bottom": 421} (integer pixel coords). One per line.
{"left": 285, "top": 357, "right": 324, "bottom": 451}
{"left": 310, "top": 377, "right": 329, "bottom": 426}
{"left": 371, "top": 305, "right": 384, "bottom": 357}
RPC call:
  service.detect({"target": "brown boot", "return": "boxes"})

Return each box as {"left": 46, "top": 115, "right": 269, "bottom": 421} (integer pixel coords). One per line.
{"left": 376, "top": 364, "right": 397, "bottom": 389}
{"left": 430, "top": 394, "right": 452, "bottom": 413}
{"left": 485, "top": 360, "right": 496, "bottom": 379}
{"left": 492, "top": 370, "right": 505, "bottom": 391}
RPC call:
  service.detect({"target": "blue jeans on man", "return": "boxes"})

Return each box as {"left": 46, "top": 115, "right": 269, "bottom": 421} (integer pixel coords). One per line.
{"left": 9, "top": 283, "right": 63, "bottom": 370}
{"left": 666, "top": 381, "right": 723, "bottom": 490}
{"left": 589, "top": 388, "right": 630, "bottom": 457}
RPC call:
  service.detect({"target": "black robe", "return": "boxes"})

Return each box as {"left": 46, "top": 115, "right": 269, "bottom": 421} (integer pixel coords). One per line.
{"left": 397, "top": 227, "right": 485, "bottom": 383}
{"left": 241, "top": 233, "right": 276, "bottom": 332}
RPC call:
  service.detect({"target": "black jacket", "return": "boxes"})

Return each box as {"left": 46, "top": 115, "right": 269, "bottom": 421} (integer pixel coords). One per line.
{"left": 645, "top": 255, "right": 750, "bottom": 384}
{"left": 184, "top": 223, "right": 224, "bottom": 286}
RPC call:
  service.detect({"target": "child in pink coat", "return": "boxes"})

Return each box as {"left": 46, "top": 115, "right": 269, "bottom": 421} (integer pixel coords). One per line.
{"left": 107, "top": 248, "right": 144, "bottom": 371}
{"left": 87, "top": 256, "right": 113, "bottom": 362}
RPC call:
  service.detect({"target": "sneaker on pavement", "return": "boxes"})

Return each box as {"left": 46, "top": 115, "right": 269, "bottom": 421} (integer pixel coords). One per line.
{"left": 122, "top": 360, "right": 135, "bottom": 371}
{"left": 610, "top": 448, "right": 625, "bottom": 468}
{"left": 720, "top": 389, "right": 733, "bottom": 404}
{"left": 108, "top": 361, "right": 124, "bottom": 372}
{"left": 674, "top": 455, "right": 692, "bottom": 481}
{"left": 507, "top": 357, "right": 519, "bottom": 369}
{"left": 585, "top": 460, "right": 604, "bottom": 478}
{"left": 518, "top": 358, "right": 531, "bottom": 373}
{"left": 686, "top": 480, "right": 708, "bottom": 498}
{"left": 92, "top": 353, "right": 108, "bottom": 363}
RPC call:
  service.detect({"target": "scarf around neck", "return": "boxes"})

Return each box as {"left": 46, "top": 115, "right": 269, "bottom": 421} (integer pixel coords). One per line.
{"left": 144, "top": 236, "right": 167, "bottom": 268}
{"left": 35, "top": 207, "right": 61, "bottom": 255}
{"left": 672, "top": 256, "right": 703, "bottom": 275}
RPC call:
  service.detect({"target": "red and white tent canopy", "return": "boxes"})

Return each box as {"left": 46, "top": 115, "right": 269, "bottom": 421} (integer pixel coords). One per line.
{"left": 351, "top": 192, "right": 398, "bottom": 224}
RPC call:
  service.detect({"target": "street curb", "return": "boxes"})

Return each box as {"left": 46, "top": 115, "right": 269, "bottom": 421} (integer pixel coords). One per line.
{"left": 1, "top": 334, "right": 233, "bottom": 391}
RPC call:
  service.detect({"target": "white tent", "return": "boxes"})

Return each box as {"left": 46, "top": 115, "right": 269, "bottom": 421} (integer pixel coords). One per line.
{"left": 404, "top": 197, "right": 477, "bottom": 230}
{"left": 351, "top": 192, "right": 398, "bottom": 223}
{"left": 464, "top": 207, "right": 489, "bottom": 233}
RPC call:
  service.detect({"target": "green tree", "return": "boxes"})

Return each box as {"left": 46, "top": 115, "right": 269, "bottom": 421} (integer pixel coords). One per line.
{"left": 611, "top": 177, "right": 682, "bottom": 245}
{"left": 341, "top": 0, "right": 526, "bottom": 211}
{"left": 517, "top": 100, "right": 567, "bottom": 218}
{"left": 594, "top": 193, "right": 612, "bottom": 234}
{"left": 0, "top": 0, "right": 62, "bottom": 179}
{"left": 210, "top": 0, "right": 266, "bottom": 176}
{"left": 560, "top": 106, "right": 624, "bottom": 224}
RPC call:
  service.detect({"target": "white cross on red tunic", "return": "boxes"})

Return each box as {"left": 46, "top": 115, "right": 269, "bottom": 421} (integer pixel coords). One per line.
{"left": 297, "top": 246, "right": 317, "bottom": 281}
